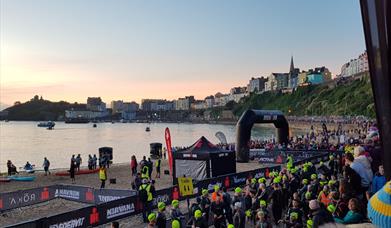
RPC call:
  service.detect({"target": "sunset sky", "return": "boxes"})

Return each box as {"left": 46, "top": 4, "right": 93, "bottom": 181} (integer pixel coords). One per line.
{"left": 0, "top": 0, "right": 365, "bottom": 109}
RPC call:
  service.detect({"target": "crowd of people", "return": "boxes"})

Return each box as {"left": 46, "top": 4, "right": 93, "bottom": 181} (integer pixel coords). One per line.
{"left": 140, "top": 143, "right": 385, "bottom": 228}
{"left": 121, "top": 121, "right": 385, "bottom": 228}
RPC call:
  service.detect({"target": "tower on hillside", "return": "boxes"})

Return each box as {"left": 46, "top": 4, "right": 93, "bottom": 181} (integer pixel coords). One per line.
{"left": 289, "top": 56, "right": 295, "bottom": 73}
{"left": 288, "top": 56, "right": 300, "bottom": 88}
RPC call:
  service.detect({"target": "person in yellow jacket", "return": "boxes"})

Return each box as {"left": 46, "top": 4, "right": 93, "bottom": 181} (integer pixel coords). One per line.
{"left": 139, "top": 179, "right": 156, "bottom": 223}
{"left": 141, "top": 165, "right": 150, "bottom": 179}
{"left": 99, "top": 166, "right": 107, "bottom": 189}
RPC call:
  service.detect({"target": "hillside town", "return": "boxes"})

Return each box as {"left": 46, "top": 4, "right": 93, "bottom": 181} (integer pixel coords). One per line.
{"left": 62, "top": 51, "right": 369, "bottom": 122}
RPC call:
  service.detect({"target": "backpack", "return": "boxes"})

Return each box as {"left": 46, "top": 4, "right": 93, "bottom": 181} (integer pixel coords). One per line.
{"left": 139, "top": 185, "right": 148, "bottom": 202}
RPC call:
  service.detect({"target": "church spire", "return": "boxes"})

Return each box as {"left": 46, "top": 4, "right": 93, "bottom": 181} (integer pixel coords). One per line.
{"left": 289, "top": 55, "right": 294, "bottom": 73}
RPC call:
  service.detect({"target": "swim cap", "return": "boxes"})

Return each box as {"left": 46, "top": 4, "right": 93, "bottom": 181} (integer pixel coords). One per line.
{"left": 172, "top": 200, "right": 179, "bottom": 208}
{"left": 194, "top": 209, "right": 202, "bottom": 219}
{"left": 260, "top": 200, "right": 267, "bottom": 207}
{"left": 290, "top": 167, "right": 297, "bottom": 174}
{"left": 202, "top": 189, "right": 208, "bottom": 196}
{"left": 269, "top": 172, "right": 275, "bottom": 178}
{"left": 251, "top": 178, "right": 257, "bottom": 184}
{"left": 302, "top": 179, "right": 309, "bottom": 185}
{"left": 258, "top": 177, "right": 266, "bottom": 184}
{"left": 214, "top": 185, "right": 220, "bottom": 191}
{"left": 320, "top": 161, "right": 324, "bottom": 166}
{"left": 328, "top": 180, "right": 336, "bottom": 186}
{"left": 148, "top": 212, "right": 156, "bottom": 222}
{"left": 172, "top": 219, "right": 180, "bottom": 228}
{"left": 305, "top": 191, "right": 312, "bottom": 199}
{"left": 290, "top": 212, "right": 298, "bottom": 220}
{"left": 303, "top": 167, "right": 308, "bottom": 172}
{"left": 327, "top": 204, "right": 336, "bottom": 213}
{"left": 311, "top": 174, "right": 317, "bottom": 180}
{"left": 329, "top": 155, "right": 334, "bottom": 160}
{"left": 273, "top": 176, "right": 281, "bottom": 184}
{"left": 307, "top": 219, "right": 313, "bottom": 228}
{"left": 235, "top": 187, "right": 242, "bottom": 193}
{"left": 158, "top": 202, "right": 166, "bottom": 211}
{"left": 245, "top": 210, "right": 251, "bottom": 217}
{"left": 227, "top": 224, "right": 234, "bottom": 228}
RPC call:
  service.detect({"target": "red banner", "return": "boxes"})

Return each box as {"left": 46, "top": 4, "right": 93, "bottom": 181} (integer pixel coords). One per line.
{"left": 165, "top": 127, "right": 173, "bottom": 174}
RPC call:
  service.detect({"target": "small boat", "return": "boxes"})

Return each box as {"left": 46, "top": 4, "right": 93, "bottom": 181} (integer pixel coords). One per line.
{"left": 146, "top": 127, "right": 150, "bottom": 132}
{"left": 8, "top": 176, "right": 36, "bottom": 182}
{"left": 55, "top": 168, "right": 99, "bottom": 176}
{"left": 0, "top": 177, "right": 11, "bottom": 182}
{"left": 38, "top": 121, "right": 55, "bottom": 128}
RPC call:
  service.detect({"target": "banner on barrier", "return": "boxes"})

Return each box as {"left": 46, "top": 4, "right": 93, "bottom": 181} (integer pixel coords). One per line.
{"left": 0, "top": 186, "right": 56, "bottom": 212}
{"left": 94, "top": 189, "right": 136, "bottom": 204}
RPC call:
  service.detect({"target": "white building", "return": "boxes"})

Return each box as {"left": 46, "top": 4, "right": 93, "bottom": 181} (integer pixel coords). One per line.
{"left": 358, "top": 51, "right": 369, "bottom": 73}
{"left": 123, "top": 102, "right": 139, "bottom": 112}
{"left": 339, "top": 51, "right": 369, "bottom": 78}
{"left": 204, "top": 96, "right": 215, "bottom": 108}
{"left": 174, "top": 96, "right": 194, "bottom": 110}
{"left": 110, "top": 100, "right": 124, "bottom": 114}
{"left": 87, "top": 97, "right": 106, "bottom": 112}
{"left": 191, "top": 101, "right": 206, "bottom": 110}
{"left": 141, "top": 99, "right": 173, "bottom": 111}
{"left": 214, "top": 93, "right": 230, "bottom": 107}
{"left": 248, "top": 77, "right": 267, "bottom": 93}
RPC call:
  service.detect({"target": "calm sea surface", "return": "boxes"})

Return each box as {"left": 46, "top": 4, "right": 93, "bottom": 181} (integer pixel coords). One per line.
{"left": 0, "top": 121, "right": 302, "bottom": 172}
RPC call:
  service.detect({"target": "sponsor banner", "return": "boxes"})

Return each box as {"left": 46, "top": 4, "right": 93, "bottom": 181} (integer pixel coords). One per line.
{"left": 43, "top": 207, "right": 92, "bottom": 228}
{"left": 96, "top": 196, "right": 138, "bottom": 224}
{"left": 54, "top": 185, "right": 88, "bottom": 203}
{"left": 152, "top": 187, "right": 174, "bottom": 208}
{"left": 0, "top": 186, "right": 56, "bottom": 212}
{"left": 94, "top": 189, "right": 137, "bottom": 204}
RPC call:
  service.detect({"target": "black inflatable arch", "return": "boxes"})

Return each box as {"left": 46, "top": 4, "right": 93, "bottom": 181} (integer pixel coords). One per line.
{"left": 236, "top": 110, "right": 289, "bottom": 162}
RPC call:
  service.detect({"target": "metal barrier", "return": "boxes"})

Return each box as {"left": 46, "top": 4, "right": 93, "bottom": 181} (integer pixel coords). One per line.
{"left": 0, "top": 184, "right": 137, "bottom": 212}
{"left": 5, "top": 151, "right": 336, "bottom": 228}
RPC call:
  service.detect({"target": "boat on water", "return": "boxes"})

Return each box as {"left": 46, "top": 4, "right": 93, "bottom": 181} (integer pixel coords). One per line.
{"left": 146, "top": 127, "right": 151, "bottom": 132}
{"left": 37, "top": 121, "right": 55, "bottom": 128}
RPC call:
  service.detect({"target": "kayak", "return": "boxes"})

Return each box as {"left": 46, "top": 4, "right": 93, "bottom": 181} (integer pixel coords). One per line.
{"left": 55, "top": 168, "right": 99, "bottom": 176}
{"left": 8, "top": 176, "right": 36, "bottom": 181}
{"left": 25, "top": 169, "right": 35, "bottom": 174}
{"left": 0, "top": 177, "right": 11, "bottom": 182}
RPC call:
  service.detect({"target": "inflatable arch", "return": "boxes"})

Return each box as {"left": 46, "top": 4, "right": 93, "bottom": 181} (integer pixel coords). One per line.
{"left": 236, "top": 110, "right": 289, "bottom": 162}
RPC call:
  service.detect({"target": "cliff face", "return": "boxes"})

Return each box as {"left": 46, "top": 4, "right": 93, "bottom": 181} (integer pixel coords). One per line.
{"left": 232, "top": 76, "right": 375, "bottom": 118}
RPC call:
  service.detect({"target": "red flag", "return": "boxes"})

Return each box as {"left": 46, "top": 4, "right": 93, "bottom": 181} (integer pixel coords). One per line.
{"left": 165, "top": 127, "right": 173, "bottom": 174}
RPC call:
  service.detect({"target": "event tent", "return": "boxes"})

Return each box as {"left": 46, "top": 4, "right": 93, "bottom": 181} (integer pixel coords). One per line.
{"left": 172, "top": 136, "right": 236, "bottom": 184}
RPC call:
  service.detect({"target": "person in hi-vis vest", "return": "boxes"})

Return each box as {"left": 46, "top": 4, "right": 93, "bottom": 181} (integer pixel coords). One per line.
{"left": 99, "top": 166, "right": 107, "bottom": 188}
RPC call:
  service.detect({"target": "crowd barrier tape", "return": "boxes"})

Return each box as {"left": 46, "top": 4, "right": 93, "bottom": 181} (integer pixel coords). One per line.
{"left": 0, "top": 184, "right": 137, "bottom": 212}
{"left": 5, "top": 151, "right": 334, "bottom": 228}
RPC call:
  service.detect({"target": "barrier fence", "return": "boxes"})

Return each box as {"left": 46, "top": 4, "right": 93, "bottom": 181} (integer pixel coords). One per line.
{"left": 0, "top": 185, "right": 137, "bottom": 212}
{"left": 4, "top": 151, "right": 336, "bottom": 228}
